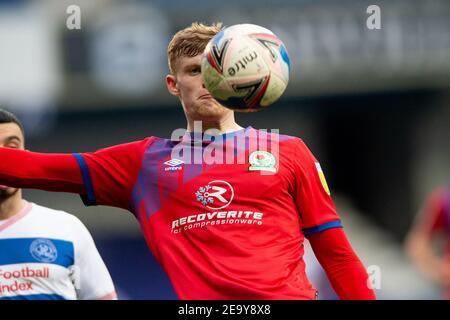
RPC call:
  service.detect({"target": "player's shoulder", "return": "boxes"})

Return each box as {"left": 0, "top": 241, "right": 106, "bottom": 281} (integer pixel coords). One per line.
{"left": 251, "top": 127, "right": 299, "bottom": 141}
{"left": 429, "top": 186, "right": 450, "bottom": 200}
{"left": 30, "top": 203, "right": 87, "bottom": 231}
{"left": 102, "top": 136, "right": 157, "bottom": 151}
{"left": 251, "top": 127, "right": 308, "bottom": 150}
{"left": 429, "top": 186, "right": 450, "bottom": 208}
{"left": 441, "top": 185, "right": 450, "bottom": 197}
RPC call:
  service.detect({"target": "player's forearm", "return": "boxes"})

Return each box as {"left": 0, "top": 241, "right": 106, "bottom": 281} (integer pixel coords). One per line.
{"left": 308, "top": 227, "right": 376, "bottom": 300}
{"left": 322, "top": 255, "right": 376, "bottom": 300}
{"left": 0, "top": 148, "right": 84, "bottom": 193}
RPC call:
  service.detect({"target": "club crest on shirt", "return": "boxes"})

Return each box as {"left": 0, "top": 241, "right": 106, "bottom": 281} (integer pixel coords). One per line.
{"left": 248, "top": 151, "right": 277, "bottom": 173}
{"left": 30, "top": 239, "right": 58, "bottom": 263}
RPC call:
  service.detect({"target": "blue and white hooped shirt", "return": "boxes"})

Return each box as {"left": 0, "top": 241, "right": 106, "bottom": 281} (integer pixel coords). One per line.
{"left": 0, "top": 201, "right": 116, "bottom": 300}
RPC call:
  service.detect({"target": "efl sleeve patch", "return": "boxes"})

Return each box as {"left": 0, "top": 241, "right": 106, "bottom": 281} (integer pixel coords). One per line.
{"left": 315, "top": 162, "right": 331, "bottom": 196}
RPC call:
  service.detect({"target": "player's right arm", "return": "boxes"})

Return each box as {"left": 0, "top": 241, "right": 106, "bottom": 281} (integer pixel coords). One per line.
{"left": 0, "top": 137, "right": 153, "bottom": 210}
{"left": 0, "top": 148, "right": 85, "bottom": 193}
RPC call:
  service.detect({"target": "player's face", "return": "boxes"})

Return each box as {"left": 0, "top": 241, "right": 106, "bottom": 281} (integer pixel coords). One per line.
{"left": 0, "top": 122, "right": 24, "bottom": 198}
{"left": 165, "top": 54, "right": 233, "bottom": 122}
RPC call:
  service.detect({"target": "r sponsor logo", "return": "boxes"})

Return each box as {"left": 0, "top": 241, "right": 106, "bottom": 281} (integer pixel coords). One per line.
{"left": 195, "top": 180, "right": 234, "bottom": 210}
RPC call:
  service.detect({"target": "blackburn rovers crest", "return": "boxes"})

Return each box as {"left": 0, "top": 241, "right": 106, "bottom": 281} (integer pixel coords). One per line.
{"left": 248, "top": 151, "right": 277, "bottom": 173}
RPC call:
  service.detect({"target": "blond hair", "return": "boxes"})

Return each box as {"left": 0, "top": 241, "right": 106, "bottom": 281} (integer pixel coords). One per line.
{"left": 167, "top": 22, "right": 223, "bottom": 74}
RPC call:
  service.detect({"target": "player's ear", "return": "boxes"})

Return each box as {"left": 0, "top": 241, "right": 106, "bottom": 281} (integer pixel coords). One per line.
{"left": 166, "top": 74, "right": 179, "bottom": 96}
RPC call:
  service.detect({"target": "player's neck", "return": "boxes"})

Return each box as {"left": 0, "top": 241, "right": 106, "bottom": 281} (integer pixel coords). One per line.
{"left": 186, "top": 113, "right": 243, "bottom": 134}
{"left": 0, "top": 191, "right": 24, "bottom": 220}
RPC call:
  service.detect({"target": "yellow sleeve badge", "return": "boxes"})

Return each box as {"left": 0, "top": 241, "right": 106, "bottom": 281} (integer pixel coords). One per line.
{"left": 315, "top": 162, "right": 331, "bottom": 196}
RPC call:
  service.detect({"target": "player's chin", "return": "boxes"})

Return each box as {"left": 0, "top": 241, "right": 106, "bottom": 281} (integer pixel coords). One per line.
{"left": 194, "top": 101, "right": 229, "bottom": 118}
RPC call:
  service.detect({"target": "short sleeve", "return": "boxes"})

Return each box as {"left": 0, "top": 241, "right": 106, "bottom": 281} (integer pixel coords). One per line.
{"left": 73, "top": 138, "right": 154, "bottom": 210}
{"left": 293, "top": 138, "right": 342, "bottom": 237}
{"left": 72, "top": 217, "right": 117, "bottom": 300}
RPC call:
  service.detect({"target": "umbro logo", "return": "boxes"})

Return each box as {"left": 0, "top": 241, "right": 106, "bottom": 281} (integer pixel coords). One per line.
{"left": 164, "top": 158, "right": 184, "bottom": 171}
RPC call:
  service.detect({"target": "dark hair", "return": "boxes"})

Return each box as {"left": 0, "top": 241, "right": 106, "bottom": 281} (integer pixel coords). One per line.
{"left": 0, "top": 108, "right": 25, "bottom": 136}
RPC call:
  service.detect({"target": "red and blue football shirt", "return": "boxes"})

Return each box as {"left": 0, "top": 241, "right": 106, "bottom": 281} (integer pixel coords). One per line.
{"left": 73, "top": 127, "right": 342, "bottom": 299}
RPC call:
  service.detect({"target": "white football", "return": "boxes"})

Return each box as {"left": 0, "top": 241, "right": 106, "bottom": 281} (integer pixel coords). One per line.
{"left": 201, "top": 23, "right": 290, "bottom": 112}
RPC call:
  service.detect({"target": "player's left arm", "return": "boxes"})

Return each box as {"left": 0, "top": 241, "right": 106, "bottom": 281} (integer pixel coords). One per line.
{"left": 73, "top": 217, "right": 117, "bottom": 300}
{"left": 293, "top": 138, "right": 375, "bottom": 299}
{"left": 308, "top": 227, "right": 376, "bottom": 300}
